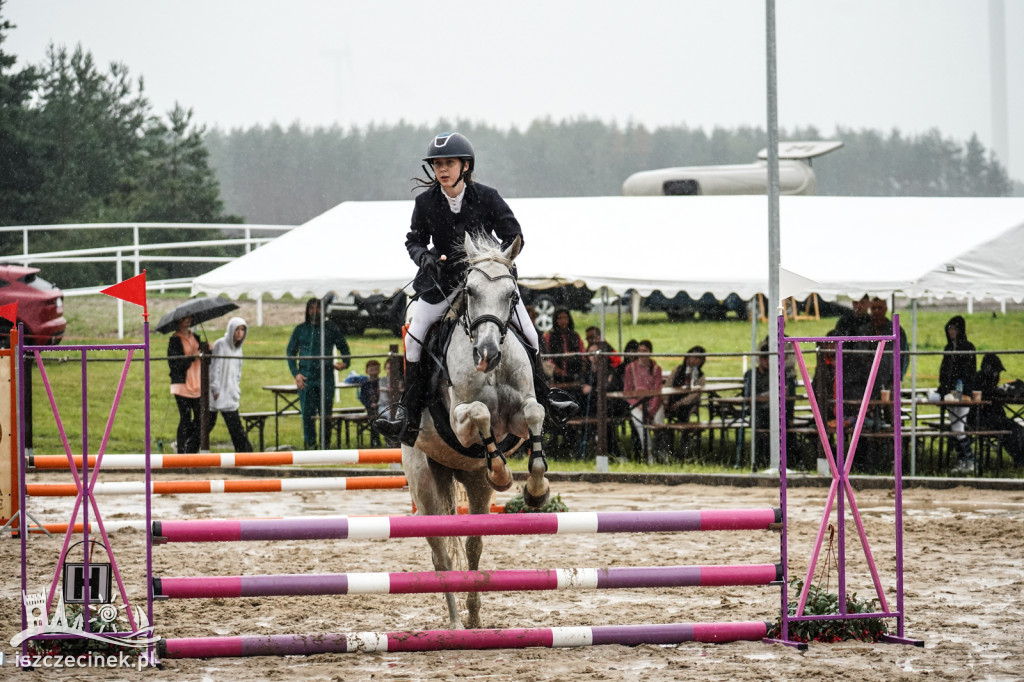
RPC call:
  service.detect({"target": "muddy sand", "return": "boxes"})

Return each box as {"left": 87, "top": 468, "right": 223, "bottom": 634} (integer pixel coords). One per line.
{"left": 3, "top": 476, "right": 1023, "bottom": 681}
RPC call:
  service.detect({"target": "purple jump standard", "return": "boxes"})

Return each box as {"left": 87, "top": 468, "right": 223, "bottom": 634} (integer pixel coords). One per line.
{"left": 152, "top": 508, "right": 781, "bottom": 543}
{"left": 154, "top": 563, "right": 782, "bottom": 599}
{"left": 159, "top": 621, "right": 771, "bottom": 658}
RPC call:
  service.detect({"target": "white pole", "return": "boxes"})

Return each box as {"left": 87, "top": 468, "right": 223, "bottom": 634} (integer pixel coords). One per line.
{"left": 133, "top": 224, "right": 140, "bottom": 276}
{"left": 116, "top": 251, "right": 124, "bottom": 339}
{"left": 765, "top": 0, "right": 782, "bottom": 473}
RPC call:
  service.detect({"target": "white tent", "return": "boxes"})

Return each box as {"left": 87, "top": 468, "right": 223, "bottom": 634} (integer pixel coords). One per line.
{"left": 193, "top": 195, "right": 1024, "bottom": 305}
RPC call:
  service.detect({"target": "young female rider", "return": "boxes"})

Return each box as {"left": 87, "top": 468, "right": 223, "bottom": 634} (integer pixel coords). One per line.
{"left": 375, "top": 132, "right": 577, "bottom": 445}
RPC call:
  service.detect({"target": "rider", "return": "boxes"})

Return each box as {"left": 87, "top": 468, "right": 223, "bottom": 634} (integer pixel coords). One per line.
{"left": 374, "top": 132, "right": 578, "bottom": 445}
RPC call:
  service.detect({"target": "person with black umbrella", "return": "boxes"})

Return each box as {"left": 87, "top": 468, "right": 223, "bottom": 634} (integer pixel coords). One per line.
{"left": 159, "top": 296, "right": 240, "bottom": 452}
{"left": 168, "top": 315, "right": 204, "bottom": 453}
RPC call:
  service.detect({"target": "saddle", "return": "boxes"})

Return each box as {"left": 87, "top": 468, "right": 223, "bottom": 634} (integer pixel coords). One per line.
{"left": 418, "top": 302, "right": 526, "bottom": 459}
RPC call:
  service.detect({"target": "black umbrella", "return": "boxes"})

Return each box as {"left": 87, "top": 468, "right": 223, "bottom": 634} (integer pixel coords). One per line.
{"left": 155, "top": 296, "right": 239, "bottom": 334}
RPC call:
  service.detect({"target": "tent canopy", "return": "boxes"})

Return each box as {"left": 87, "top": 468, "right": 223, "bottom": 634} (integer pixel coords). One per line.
{"left": 192, "top": 195, "right": 1024, "bottom": 304}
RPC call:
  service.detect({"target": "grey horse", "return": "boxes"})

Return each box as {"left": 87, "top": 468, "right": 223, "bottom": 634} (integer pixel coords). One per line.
{"left": 402, "top": 232, "right": 551, "bottom": 629}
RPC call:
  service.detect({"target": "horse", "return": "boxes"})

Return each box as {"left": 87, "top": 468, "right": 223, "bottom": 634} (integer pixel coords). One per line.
{"left": 402, "top": 232, "right": 551, "bottom": 629}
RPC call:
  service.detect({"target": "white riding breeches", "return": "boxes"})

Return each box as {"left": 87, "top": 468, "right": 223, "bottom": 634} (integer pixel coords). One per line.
{"left": 405, "top": 293, "right": 539, "bottom": 362}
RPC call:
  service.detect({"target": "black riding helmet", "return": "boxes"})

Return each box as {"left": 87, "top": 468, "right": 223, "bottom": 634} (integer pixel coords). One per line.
{"left": 423, "top": 132, "right": 475, "bottom": 170}
{"left": 423, "top": 132, "right": 475, "bottom": 189}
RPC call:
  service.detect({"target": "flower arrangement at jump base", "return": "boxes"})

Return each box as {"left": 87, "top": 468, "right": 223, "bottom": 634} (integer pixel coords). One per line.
{"left": 502, "top": 490, "right": 569, "bottom": 513}
{"left": 769, "top": 579, "right": 889, "bottom": 643}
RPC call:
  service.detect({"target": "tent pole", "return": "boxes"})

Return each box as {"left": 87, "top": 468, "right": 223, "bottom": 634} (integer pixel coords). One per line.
{"left": 910, "top": 298, "right": 918, "bottom": 476}
{"left": 320, "top": 294, "right": 328, "bottom": 450}
{"left": 748, "top": 298, "right": 759, "bottom": 471}
{"left": 599, "top": 287, "right": 608, "bottom": 341}
{"left": 617, "top": 293, "right": 624, "bottom": 352}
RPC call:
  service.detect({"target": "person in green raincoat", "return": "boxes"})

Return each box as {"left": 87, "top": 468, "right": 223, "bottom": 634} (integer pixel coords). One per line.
{"left": 286, "top": 298, "right": 351, "bottom": 448}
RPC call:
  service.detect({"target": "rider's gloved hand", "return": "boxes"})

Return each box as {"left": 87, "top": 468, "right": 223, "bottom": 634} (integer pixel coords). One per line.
{"left": 419, "top": 252, "right": 442, "bottom": 281}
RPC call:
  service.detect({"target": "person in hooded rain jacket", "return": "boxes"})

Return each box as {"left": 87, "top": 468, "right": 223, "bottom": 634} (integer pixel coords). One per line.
{"left": 938, "top": 315, "right": 977, "bottom": 470}
{"left": 207, "top": 316, "right": 253, "bottom": 453}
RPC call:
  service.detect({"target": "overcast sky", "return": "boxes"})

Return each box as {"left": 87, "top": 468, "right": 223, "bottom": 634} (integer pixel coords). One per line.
{"left": 5, "top": 0, "right": 1023, "bottom": 180}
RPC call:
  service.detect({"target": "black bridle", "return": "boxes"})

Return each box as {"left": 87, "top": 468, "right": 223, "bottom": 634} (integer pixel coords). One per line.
{"left": 459, "top": 264, "right": 519, "bottom": 345}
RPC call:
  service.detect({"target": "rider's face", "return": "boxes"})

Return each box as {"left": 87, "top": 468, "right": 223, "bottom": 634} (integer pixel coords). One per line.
{"left": 432, "top": 157, "right": 468, "bottom": 192}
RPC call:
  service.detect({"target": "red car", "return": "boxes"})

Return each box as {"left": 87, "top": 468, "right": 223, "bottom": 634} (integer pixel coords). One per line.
{"left": 0, "top": 265, "right": 66, "bottom": 346}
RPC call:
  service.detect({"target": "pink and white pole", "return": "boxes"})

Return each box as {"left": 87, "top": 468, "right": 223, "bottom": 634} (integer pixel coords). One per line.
{"left": 160, "top": 621, "right": 772, "bottom": 658}
{"left": 154, "top": 563, "right": 782, "bottom": 599}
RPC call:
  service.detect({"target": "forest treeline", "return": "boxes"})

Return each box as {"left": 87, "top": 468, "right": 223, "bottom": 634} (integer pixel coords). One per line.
{"left": 207, "top": 120, "right": 1016, "bottom": 225}
{"left": 0, "top": 3, "right": 237, "bottom": 287}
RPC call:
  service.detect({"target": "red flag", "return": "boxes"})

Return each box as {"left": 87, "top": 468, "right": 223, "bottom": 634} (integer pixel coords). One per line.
{"left": 0, "top": 301, "right": 17, "bottom": 324}
{"left": 100, "top": 270, "right": 148, "bottom": 319}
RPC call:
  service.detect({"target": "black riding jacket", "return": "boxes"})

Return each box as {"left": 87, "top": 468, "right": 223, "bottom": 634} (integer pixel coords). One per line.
{"left": 405, "top": 182, "right": 523, "bottom": 304}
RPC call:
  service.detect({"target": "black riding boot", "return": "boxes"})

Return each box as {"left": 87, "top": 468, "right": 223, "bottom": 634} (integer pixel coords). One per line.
{"left": 530, "top": 353, "right": 579, "bottom": 424}
{"left": 374, "top": 361, "right": 428, "bottom": 447}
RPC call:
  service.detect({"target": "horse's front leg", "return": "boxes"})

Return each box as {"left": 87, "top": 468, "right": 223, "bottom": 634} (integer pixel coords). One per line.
{"left": 451, "top": 400, "right": 513, "bottom": 492}
{"left": 520, "top": 396, "right": 550, "bottom": 508}
{"left": 459, "top": 469, "right": 493, "bottom": 630}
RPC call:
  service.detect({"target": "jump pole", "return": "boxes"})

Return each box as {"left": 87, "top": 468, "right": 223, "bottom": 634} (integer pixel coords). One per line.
{"left": 26, "top": 475, "right": 407, "bottom": 496}
{"left": 160, "top": 621, "right": 772, "bottom": 658}
{"left": 29, "top": 449, "right": 402, "bottom": 469}
{"left": 152, "top": 508, "right": 781, "bottom": 543}
{"left": 154, "top": 563, "right": 783, "bottom": 599}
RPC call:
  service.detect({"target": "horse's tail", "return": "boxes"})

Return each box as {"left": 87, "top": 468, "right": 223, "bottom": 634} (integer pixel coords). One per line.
{"left": 446, "top": 482, "right": 468, "bottom": 572}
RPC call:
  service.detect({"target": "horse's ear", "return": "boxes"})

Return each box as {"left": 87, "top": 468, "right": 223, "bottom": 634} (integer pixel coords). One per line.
{"left": 463, "top": 232, "right": 478, "bottom": 259}
{"left": 502, "top": 235, "right": 522, "bottom": 262}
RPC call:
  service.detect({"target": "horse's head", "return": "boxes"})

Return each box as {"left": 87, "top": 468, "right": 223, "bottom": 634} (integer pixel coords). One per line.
{"left": 461, "top": 233, "right": 522, "bottom": 373}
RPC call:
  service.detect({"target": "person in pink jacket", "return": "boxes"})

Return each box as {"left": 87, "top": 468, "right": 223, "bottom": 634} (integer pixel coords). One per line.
{"left": 624, "top": 339, "right": 664, "bottom": 460}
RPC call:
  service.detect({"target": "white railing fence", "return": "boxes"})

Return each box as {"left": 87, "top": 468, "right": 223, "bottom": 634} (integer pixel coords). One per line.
{"left": 0, "top": 222, "right": 296, "bottom": 337}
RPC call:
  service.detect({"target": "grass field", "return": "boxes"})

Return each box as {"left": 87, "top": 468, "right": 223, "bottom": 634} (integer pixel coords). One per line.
{"left": 21, "top": 293, "right": 1024, "bottom": 475}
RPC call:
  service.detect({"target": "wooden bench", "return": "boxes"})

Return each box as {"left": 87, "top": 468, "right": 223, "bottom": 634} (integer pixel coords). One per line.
{"left": 239, "top": 410, "right": 300, "bottom": 452}
{"left": 910, "top": 428, "right": 1012, "bottom": 475}
{"left": 645, "top": 420, "right": 737, "bottom": 461}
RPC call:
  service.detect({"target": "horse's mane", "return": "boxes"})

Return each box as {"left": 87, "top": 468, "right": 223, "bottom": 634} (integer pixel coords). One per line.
{"left": 461, "top": 234, "right": 515, "bottom": 268}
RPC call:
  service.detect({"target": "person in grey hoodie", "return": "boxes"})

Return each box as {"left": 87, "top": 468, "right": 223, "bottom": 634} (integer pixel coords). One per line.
{"left": 207, "top": 316, "right": 253, "bottom": 452}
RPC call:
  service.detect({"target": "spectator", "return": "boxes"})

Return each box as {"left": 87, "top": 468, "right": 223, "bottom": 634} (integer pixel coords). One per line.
{"left": 868, "top": 297, "right": 910, "bottom": 388}
{"left": 542, "top": 308, "right": 586, "bottom": 383}
{"left": 579, "top": 342, "right": 629, "bottom": 456}
{"left": 834, "top": 295, "right": 872, "bottom": 401}
{"left": 359, "top": 359, "right": 384, "bottom": 447}
{"left": 584, "top": 326, "right": 622, "bottom": 368}
{"left": 811, "top": 331, "right": 841, "bottom": 425}
{"left": 938, "top": 315, "right": 977, "bottom": 468}
{"left": 971, "top": 354, "right": 1024, "bottom": 470}
{"left": 666, "top": 345, "right": 706, "bottom": 422}
{"left": 167, "top": 315, "right": 202, "bottom": 454}
{"left": 624, "top": 339, "right": 665, "bottom": 460}
{"left": 744, "top": 340, "right": 796, "bottom": 470}
{"left": 287, "top": 298, "right": 350, "bottom": 449}
{"left": 207, "top": 316, "right": 253, "bottom": 453}
{"left": 621, "top": 339, "right": 640, "bottom": 369}
{"left": 619, "top": 339, "right": 642, "bottom": 454}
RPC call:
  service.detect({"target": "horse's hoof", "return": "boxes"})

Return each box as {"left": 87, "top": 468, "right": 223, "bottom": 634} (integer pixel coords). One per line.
{"left": 486, "top": 470, "right": 514, "bottom": 492}
{"left": 523, "top": 483, "right": 550, "bottom": 508}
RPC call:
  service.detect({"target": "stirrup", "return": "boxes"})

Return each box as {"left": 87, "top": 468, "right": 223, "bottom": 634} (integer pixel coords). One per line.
{"left": 374, "top": 404, "right": 408, "bottom": 438}
{"left": 546, "top": 388, "right": 580, "bottom": 424}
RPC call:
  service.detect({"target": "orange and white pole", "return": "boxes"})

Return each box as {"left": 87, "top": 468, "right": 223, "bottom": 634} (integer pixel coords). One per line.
{"left": 26, "top": 475, "right": 407, "bottom": 496}
{"left": 28, "top": 449, "right": 403, "bottom": 470}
